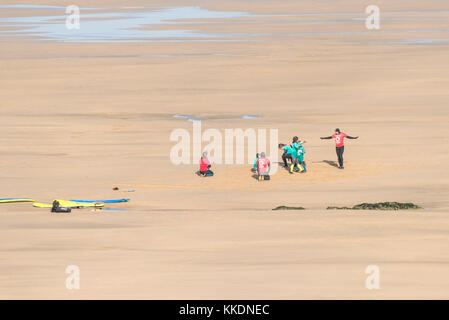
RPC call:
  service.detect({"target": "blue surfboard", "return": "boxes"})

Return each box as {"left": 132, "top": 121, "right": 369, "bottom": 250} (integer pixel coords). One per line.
{"left": 69, "top": 199, "right": 130, "bottom": 204}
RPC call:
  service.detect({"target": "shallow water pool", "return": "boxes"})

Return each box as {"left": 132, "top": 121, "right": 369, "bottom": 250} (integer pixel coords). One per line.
{"left": 0, "top": 5, "right": 448, "bottom": 44}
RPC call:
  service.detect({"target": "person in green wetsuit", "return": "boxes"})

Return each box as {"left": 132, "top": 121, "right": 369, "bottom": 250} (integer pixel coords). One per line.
{"left": 297, "top": 144, "right": 307, "bottom": 172}
{"left": 278, "top": 143, "right": 293, "bottom": 167}
{"left": 290, "top": 136, "right": 301, "bottom": 173}
{"left": 290, "top": 136, "right": 305, "bottom": 173}
{"left": 252, "top": 153, "right": 259, "bottom": 172}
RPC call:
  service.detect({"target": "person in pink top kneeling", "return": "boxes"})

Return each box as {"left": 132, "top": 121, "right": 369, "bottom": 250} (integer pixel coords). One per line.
{"left": 256, "top": 152, "right": 271, "bottom": 181}
{"left": 198, "top": 151, "right": 214, "bottom": 177}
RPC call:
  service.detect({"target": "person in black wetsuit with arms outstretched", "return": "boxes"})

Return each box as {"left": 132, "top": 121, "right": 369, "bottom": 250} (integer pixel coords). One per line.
{"left": 320, "top": 128, "right": 358, "bottom": 169}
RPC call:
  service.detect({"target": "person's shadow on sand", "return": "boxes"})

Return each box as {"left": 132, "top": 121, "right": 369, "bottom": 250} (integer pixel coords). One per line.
{"left": 323, "top": 160, "right": 339, "bottom": 168}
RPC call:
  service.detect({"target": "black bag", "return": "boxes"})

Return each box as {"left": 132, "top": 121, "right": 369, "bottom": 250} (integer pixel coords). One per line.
{"left": 51, "top": 200, "right": 71, "bottom": 213}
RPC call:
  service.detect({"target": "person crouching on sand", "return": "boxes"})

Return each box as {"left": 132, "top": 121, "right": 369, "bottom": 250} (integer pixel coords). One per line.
{"left": 256, "top": 152, "right": 271, "bottom": 181}
{"left": 278, "top": 143, "right": 293, "bottom": 167}
{"left": 320, "top": 128, "right": 358, "bottom": 169}
{"left": 199, "top": 151, "right": 214, "bottom": 176}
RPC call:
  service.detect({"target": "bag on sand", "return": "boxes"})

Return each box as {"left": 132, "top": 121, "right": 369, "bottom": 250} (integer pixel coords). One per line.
{"left": 51, "top": 200, "right": 72, "bottom": 213}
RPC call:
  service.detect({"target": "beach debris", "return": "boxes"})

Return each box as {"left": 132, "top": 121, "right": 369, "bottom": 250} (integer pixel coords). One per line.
{"left": 272, "top": 206, "right": 305, "bottom": 210}
{"left": 327, "top": 202, "right": 422, "bottom": 210}
{"left": 242, "top": 115, "right": 261, "bottom": 119}
{"left": 113, "top": 187, "right": 135, "bottom": 192}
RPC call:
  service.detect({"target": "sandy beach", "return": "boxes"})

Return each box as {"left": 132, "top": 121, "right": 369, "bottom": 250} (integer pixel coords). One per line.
{"left": 0, "top": 0, "right": 448, "bottom": 299}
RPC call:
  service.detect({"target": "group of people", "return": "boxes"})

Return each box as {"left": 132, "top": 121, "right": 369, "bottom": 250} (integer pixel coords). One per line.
{"left": 198, "top": 128, "right": 358, "bottom": 179}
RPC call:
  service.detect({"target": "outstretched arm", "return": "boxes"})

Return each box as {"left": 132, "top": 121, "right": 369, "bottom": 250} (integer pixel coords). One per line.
{"left": 346, "top": 135, "right": 359, "bottom": 139}
{"left": 320, "top": 136, "right": 332, "bottom": 139}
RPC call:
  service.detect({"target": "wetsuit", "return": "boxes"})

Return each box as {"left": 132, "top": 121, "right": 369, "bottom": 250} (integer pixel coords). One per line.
{"left": 298, "top": 145, "right": 307, "bottom": 172}
{"left": 290, "top": 142, "right": 304, "bottom": 173}
{"left": 282, "top": 145, "right": 293, "bottom": 167}
{"left": 257, "top": 157, "right": 271, "bottom": 180}
{"left": 321, "top": 133, "right": 358, "bottom": 168}
{"left": 199, "top": 158, "right": 213, "bottom": 176}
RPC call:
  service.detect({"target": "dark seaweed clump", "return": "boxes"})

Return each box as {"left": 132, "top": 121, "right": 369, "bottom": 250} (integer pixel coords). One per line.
{"left": 273, "top": 206, "right": 305, "bottom": 211}
{"left": 327, "top": 202, "right": 422, "bottom": 210}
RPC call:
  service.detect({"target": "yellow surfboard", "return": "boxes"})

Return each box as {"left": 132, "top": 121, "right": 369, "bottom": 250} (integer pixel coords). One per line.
{"left": 0, "top": 198, "right": 35, "bottom": 203}
{"left": 33, "top": 199, "right": 104, "bottom": 208}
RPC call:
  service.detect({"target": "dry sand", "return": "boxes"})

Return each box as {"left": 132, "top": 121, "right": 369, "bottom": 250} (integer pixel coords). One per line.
{"left": 0, "top": 0, "right": 448, "bottom": 299}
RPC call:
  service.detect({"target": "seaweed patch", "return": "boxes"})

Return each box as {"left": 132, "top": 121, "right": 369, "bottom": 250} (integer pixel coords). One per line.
{"left": 327, "top": 202, "right": 422, "bottom": 210}
{"left": 272, "top": 206, "right": 305, "bottom": 210}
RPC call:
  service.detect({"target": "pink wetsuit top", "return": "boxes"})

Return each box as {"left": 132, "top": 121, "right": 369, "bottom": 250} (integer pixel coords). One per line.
{"left": 257, "top": 158, "right": 270, "bottom": 173}
{"left": 200, "top": 158, "right": 210, "bottom": 171}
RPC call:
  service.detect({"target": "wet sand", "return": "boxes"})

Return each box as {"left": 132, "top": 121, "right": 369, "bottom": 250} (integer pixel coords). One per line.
{"left": 0, "top": 0, "right": 448, "bottom": 299}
